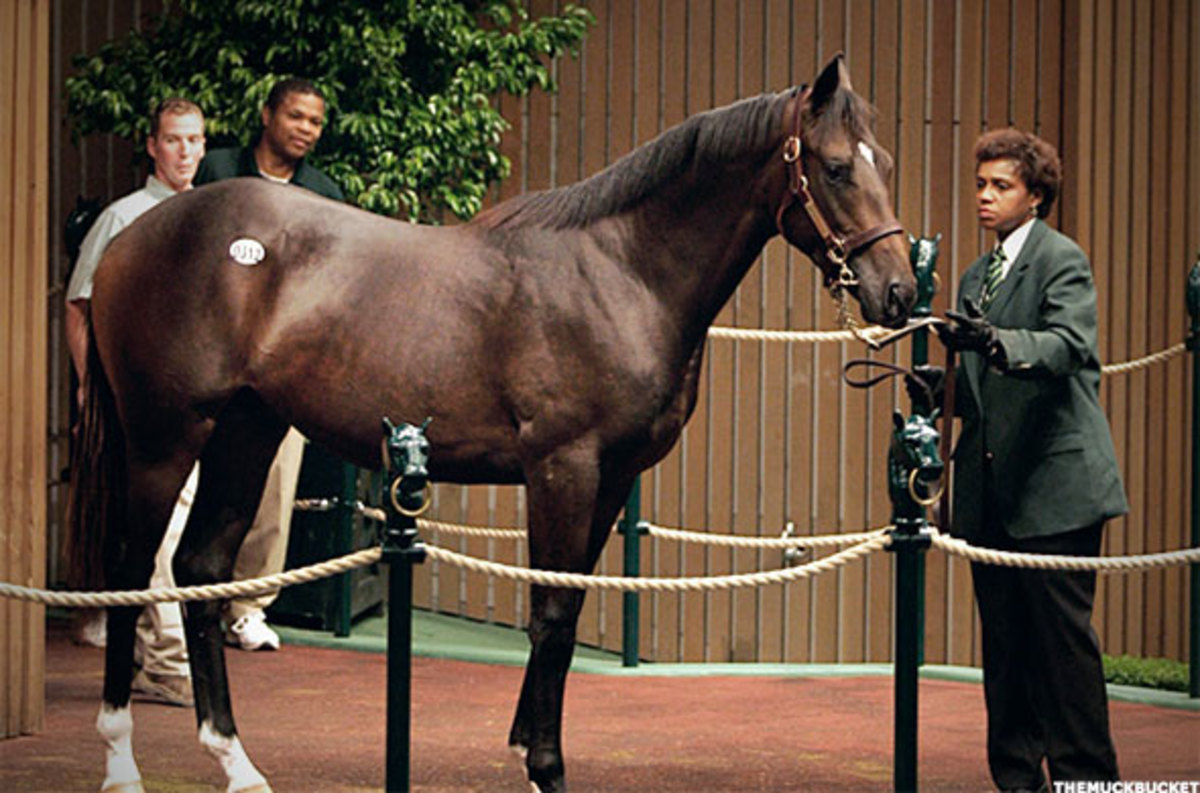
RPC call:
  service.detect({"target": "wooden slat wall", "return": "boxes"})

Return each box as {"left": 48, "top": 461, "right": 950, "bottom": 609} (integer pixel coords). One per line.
{"left": 2, "top": 0, "right": 51, "bottom": 738}
{"left": 42, "top": 0, "right": 1198, "bottom": 670}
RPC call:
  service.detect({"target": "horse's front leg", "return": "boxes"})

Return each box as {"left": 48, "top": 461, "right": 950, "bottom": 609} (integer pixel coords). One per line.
{"left": 509, "top": 448, "right": 634, "bottom": 793}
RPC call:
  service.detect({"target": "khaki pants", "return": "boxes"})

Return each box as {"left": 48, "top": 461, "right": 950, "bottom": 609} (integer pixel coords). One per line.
{"left": 135, "top": 465, "right": 196, "bottom": 677}
{"left": 226, "top": 427, "right": 305, "bottom": 621}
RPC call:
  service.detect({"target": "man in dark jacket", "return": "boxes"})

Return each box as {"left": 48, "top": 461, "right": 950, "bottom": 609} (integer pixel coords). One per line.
{"left": 918, "top": 128, "right": 1127, "bottom": 791}
{"left": 195, "top": 76, "right": 342, "bottom": 200}
{"left": 194, "top": 77, "right": 343, "bottom": 651}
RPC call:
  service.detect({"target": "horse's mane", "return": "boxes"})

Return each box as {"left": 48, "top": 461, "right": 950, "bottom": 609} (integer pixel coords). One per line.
{"left": 471, "top": 91, "right": 790, "bottom": 231}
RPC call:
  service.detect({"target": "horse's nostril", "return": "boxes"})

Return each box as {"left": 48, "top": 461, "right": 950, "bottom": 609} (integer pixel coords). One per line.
{"left": 889, "top": 280, "right": 916, "bottom": 318}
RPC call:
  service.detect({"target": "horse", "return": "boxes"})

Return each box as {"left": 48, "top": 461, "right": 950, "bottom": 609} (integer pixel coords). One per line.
{"left": 68, "top": 54, "right": 914, "bottom": 793}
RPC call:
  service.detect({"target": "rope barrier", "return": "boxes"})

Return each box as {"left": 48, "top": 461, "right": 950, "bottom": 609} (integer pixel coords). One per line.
{"left": 411, "top": 514, "right": 885, "bottom": 550}
{"left": 421, "top": 532, "right": 891, "bottom": 592}
{"left": 0, "top": 548, "right": 382, "bottom": 608}
{"left": 929, "top": 526, "right": 1200, "bottom": 571}
{"left": 6, "top": 523, "right": 1199, "bottom": 606}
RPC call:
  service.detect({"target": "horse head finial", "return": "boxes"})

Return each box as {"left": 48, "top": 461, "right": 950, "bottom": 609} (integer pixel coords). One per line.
{"left": 888, "top": 409, "right": 944, "bottom": 520}
{"left": 382, "top": 417, "right": 432, "bottom": 517}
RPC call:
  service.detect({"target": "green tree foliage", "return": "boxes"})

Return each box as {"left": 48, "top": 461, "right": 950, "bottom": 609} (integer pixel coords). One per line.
{"left": 65, "top": 0, "right": 593, "bottom": 221}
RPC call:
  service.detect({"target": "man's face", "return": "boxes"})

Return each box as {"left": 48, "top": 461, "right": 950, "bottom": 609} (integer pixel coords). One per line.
{"left": 261, "top": 91, "right": 326, "bottom": 164}
{"left": 975, "top": 158, "right": 1040, "bottom": 235}
{"left": 148, "top": 111, "right": 205, "bottom": 191}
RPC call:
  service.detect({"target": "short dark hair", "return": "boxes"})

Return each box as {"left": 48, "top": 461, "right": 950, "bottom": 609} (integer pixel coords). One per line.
{"left": 150, "top": 97, "right": 203, "bottom": 138}
{"left": 974, "top": 128, "right": 1062, "bottom": 218}
{"left": 265, "top": 77, "right": 325, "bottom": 112}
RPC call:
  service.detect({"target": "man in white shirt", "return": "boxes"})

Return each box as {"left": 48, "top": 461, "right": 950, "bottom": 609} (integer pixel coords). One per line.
{"left": 66, "top": 97, "right": 206, "bottom": 708}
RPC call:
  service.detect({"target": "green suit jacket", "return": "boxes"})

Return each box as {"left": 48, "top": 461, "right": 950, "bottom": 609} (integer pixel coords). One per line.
{"left": 951, "top": 219, "right": 1128, "bottom": 541}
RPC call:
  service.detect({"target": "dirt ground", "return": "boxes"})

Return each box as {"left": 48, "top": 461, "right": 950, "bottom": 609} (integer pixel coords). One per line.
{"left": 2, "top": 623, "right": 1197, "bottom": 792}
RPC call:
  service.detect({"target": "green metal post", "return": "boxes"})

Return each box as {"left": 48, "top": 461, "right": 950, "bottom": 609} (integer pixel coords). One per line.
{"left": 908, "top": 236, "right": 940, "bottom": 672}
{"left": 380, "top": 420, "right": 430, "bottom": 793}
{"left": 1187, "top": 256, "right": 1200, "bottom": 699}
{"left": 620, "top": 478, "right": 643, "bottom": 667}
{"left": 885, "top": 235, "right": 942, "bottom": 791}
{"left": 382, "top": 516, "right": 420, "bottom": 792}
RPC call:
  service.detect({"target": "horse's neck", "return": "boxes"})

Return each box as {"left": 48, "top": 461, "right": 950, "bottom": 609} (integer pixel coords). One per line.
{"left": 627, "top": 172, "right": 775, "bottom": 344}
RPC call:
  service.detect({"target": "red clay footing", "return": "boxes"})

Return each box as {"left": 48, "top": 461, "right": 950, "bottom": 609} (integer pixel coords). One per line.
{"left": 2, "top": 625, "right": 1197, "bottom": 791}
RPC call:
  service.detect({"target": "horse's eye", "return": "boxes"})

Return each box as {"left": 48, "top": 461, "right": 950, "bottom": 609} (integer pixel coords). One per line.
{"left": 824, "top": 161, "right": 852, "bottom": 184}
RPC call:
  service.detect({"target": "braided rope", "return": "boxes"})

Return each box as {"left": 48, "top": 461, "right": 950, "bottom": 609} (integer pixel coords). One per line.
{"left": 643, "top": 523, "right": 887, "bottom": 549}
{"left": 410, "top": 514, "right": 884, "bottom": 550}
{"left": 0, "top": 548, "right": 382, "bottom": 607}
{"left": 422, "top": 532, "right": 891, "bottom": 592}
{"left": 929, "top": 526, "right": 1200, "bottom": 571}
{"left": 1100, "top": 342, "right": 1186, "bottom": 375}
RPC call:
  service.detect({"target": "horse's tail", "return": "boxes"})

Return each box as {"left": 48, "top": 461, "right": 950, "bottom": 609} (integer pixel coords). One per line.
{"left": 66, "top": 321, "right": 125, "bottom": 592}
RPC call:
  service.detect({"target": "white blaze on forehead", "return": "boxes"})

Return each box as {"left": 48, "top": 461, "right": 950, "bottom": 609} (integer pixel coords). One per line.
{"left": 857, "top": 140, "right": 876, "bottom": 167}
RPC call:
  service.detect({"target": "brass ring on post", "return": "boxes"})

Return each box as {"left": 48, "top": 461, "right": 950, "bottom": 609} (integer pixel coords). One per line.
{"left": 907, "top": 467, "right": 944, "bottom": 508}
{"left": 390, "top": 478, "right": 432, "bottom": 518}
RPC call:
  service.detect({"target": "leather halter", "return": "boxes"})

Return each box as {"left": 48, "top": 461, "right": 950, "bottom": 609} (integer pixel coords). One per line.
{"left": 774, "top": 88, "right": 905, "bottom": 286}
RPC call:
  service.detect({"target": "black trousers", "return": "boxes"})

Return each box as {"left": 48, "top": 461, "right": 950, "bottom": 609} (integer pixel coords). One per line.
{"left": 970, "top": 520, "right": 1119, "bottom": 790}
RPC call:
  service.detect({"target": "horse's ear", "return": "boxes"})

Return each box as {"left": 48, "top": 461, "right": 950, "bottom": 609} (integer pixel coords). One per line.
{"left": 934, "top": 232, "right": 943, "bottom": 243}
{"left": 929, "top": 407, "right": 942, "bottom": 422}
{"left": 907, "top": 233, "right": 916, "bottom": 246}
{"left": 811, "top": 52, "right": 848, "bottom": 112}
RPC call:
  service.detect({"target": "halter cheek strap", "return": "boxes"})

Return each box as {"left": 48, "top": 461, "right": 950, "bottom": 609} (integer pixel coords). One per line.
{"left": 775, "top": 89, "right": 904, "bottom": 286}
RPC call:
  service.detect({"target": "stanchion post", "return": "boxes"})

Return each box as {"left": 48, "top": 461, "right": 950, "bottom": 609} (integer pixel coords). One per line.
{"left": 380, "top": 420, "right": 430, "bottom": 793}
{"left": 1187, "top": 256, "right": 1200, "bottom": 699}
{"left": 889, "top": 485, "right": 932, "bottom": 793}
{"left": 908, "top": 235, "right": 940, "bottom": 671}
{"left": 619, "top": 478, "right": 646, "bottom": 668}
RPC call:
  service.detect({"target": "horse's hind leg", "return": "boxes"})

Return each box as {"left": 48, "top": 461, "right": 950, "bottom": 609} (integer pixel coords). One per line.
{"left": 100, "top": 454, "right": 197, "bottom": 792}
{"left": 172, "top": 391, "right": 286, "bottom": 793}
{"left": 510, "top": 451, "right": 634, "bottom": 793}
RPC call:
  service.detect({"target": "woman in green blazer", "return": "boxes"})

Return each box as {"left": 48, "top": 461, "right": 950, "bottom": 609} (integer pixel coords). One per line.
{"left": 923, "top": 128, "right": 1127, "bottom": 790}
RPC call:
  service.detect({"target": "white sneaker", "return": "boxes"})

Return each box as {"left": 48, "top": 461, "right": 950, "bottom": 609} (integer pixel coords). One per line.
{"left": 226, "top": 611, "right": 280, "bottom": 651}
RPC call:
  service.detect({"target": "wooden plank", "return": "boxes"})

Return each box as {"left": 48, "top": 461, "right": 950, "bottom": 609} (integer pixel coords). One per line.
{"left": 983, "top": 0, "right": 1012, "bottom": 127}
{"left": 0, "top": 0, "right": 17, "bottom": 738}
{"left": 1138, "top": 0, "right": 1171, "bottom": 659}
{"left": 1101, "top": 0, "right": 1133, "bottom": 654}
{"left": 651, "top": 0, "right": 689, "bottom": 663}
{"left": 948, "top": 0, "right": 985, "bottom": 668}
{"left": 756, "top": 0, "right": 793, "bottom": 664}
{"left": 779, "top": 0, "right": 818, "bottom": 663}
{"left": 1010, "top": 0, "right": 1038, "bottom": 130}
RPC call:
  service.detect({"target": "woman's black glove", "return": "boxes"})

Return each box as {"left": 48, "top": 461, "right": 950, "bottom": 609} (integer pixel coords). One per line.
{"left": 905, "top": 365, "right": 945, "bottom": 414}
{"left": 935, "top": 297, "right": 1007, "bottom": 368}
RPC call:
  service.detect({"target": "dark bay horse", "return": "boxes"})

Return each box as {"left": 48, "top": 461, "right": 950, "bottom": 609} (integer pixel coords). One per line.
{"left": 69, "top": 54, "right": 914, "bottom": 792}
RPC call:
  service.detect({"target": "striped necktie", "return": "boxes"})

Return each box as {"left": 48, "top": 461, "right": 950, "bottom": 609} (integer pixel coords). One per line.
{"left": 981, "top": 246, "right": 1006, "bottom": 310}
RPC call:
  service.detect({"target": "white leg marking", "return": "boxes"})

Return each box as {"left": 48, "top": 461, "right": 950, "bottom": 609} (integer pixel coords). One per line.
{"left": 96, "top": 704, "right": 142, "bottom": 790}
{"left": 198, "top": 720, "right": 271, "bottom": 793}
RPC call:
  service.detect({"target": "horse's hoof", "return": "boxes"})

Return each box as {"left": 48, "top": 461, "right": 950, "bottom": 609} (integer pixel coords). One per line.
{"left": 100, "top": 783, "right": 145, "bottom": 793}
{"left": 230, "top": 785, "right": 272, "bottom": 793}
